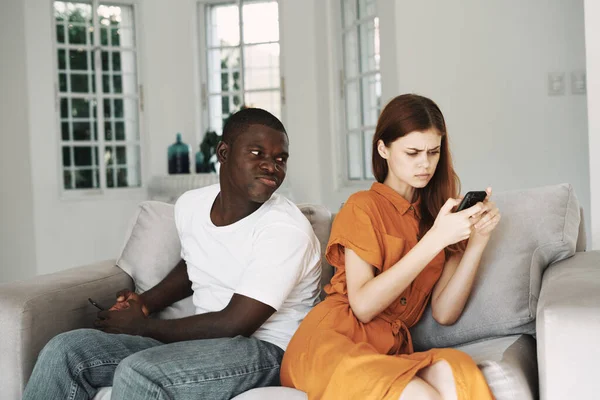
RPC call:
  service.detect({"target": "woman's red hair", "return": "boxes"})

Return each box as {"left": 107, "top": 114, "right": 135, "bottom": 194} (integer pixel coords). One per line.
{"left": 372, "top": 94, "right": 465, "bottom": 253}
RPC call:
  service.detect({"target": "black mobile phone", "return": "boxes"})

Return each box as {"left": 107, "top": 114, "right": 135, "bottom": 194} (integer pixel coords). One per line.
{"left": 456, "top": 191, "right": 487, "bottom": 212}
{"left": 88, "top": 297, "right": 105, "bottom": 311}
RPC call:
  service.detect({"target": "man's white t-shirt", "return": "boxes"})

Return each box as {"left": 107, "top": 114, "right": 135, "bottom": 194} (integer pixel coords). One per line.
{"left": 174, "top": 184, "right": 322, "bottom": 350}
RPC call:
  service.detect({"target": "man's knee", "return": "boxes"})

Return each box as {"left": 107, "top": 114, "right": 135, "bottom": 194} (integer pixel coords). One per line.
{"left": 114, "top": 351, "right": 157, "bottom": 385}
{"left": 38, "top": 329, "right": 98, "bottom": 363}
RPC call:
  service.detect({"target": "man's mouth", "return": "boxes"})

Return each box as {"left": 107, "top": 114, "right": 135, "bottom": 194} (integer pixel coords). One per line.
{"left": 257, "top": 176, "right": 278, "bottom": 188}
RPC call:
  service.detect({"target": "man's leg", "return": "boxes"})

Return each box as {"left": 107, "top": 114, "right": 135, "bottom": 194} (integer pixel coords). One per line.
{"left": 111, "top": 335, "right": 284, "bottom": 400}
{"left": 23, "top": 328, "right": 162, "bottom": 400}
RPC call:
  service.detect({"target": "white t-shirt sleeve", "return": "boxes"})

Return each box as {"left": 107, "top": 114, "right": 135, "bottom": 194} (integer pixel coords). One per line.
{"left": 235, "top": 223, "right": 315, "bottom": 311}
{"left": 173, "top": 194, "right": 188, "bottom": 260}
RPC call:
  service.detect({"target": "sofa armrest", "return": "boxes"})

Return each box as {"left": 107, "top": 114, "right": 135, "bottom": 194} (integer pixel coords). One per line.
{"left": 537, "top": 251, "right": 600, "bottom": 400}
{"left": 0, "top": 260, "right": 133, "bottom": 399}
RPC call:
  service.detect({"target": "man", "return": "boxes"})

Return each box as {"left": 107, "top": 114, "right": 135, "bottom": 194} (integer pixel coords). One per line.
{"left": 23, "top": 108, "right": 322, "bottom": 400}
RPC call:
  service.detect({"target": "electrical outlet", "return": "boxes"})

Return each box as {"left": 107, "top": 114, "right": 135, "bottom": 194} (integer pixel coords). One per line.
{"left": 548, "top": 72, "right": 565, "bottom": 96}
{"left": 571, "top": 71, "right": 586, "bottom": 95}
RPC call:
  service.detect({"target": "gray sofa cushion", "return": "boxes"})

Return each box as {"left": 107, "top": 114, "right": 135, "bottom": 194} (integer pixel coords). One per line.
{"left": 456, "top": 335, "right": 538, "bottom": 400}
{"left": 411, "top": 184, "right": 581, "bottom": 349}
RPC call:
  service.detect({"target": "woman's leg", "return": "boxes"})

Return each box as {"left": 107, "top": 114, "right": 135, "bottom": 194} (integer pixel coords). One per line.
{"left": 416, "top": 360, "right": 457, "bottom": 400}
{"left": 399, "top": 377, "right": 442, "bottom": 400}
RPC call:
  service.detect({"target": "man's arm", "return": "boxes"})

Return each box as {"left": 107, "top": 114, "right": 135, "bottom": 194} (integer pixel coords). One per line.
{"left": 96, "top": 294, "right": 275, "bottom": 343}
{"left": 139, "top": 259, "right": 193, "bottom": 315}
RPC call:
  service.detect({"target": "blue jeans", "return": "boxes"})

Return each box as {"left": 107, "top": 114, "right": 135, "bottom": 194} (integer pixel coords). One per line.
{"left": 23, "top": 328, "right": 284, "bottom": 400}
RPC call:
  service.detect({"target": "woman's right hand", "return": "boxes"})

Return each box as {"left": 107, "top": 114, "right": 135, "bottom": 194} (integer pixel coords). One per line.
{"left": 430, "top": 198, "right": 484, "bottom": 247}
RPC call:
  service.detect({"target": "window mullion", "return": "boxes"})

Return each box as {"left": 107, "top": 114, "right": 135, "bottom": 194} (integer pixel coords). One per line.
{"left": 238, "top": 0, "right": 245, "bottom": 104}
{"left": 92, "top": 0, "right": 107, "bottom": 190}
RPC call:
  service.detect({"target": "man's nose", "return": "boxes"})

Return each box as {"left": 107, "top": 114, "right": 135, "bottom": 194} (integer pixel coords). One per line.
{"left": 260, "top": 159, "right": 277, "bottom": 173}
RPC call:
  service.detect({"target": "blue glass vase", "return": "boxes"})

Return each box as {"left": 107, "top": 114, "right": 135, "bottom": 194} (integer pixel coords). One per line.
{"left": 167, "top": 133, "right": 191, "bottom": 174}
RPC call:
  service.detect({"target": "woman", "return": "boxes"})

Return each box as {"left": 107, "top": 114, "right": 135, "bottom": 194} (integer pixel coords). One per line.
{"left": 280, "top": 94, "right": 500, "bottom": 399}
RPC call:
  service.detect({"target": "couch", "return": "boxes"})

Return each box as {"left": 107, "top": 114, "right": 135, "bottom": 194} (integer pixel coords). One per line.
{"left": 1, "top": 183, "right": 599, "bottom": 400}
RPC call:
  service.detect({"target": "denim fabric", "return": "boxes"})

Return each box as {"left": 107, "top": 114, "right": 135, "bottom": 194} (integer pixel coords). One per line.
{"left": 23, "top": 329, "right": 284, "bottom": 400}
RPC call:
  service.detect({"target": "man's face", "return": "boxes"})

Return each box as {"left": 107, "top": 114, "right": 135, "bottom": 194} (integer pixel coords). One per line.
{"left": 223, "top": 124, "right": 289, "bottom": 203}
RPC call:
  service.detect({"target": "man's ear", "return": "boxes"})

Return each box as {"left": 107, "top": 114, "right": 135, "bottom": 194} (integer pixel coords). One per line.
{"left": 216, "top": 141, "right": 228, "bottom": 164}
{"left": 377, "top": 140, "right": 389, "bottom": 160}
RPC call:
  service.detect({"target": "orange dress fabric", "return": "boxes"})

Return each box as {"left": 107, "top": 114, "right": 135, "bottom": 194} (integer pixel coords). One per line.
{"left": 280, "top": 182, "right": 493, "bottom": 400}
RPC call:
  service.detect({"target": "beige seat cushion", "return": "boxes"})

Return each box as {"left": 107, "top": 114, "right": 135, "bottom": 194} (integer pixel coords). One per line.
{"left": 456, "top": 335, "right": 538, "bottom": 400}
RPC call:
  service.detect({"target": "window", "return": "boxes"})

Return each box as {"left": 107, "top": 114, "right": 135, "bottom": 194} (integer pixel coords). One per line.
{"left": 202, "top": 0, "right": 282, "bottom": 134}
{"left": 54, "top": 1, "right": 141, "bottom": 190}
{"left": 341, "top": 0, "right": 381, "bottom": 180}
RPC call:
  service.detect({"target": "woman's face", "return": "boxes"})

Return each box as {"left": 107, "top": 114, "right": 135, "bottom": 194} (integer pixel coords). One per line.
{"left": 377, "top": 129, "right": 442, "bottom": 196}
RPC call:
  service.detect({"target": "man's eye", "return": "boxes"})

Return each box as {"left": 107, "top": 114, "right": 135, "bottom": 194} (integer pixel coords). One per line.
{"left": 251, "top": 150, "right": 260, "bottom": 156}
{"left": 276, "top": 157, "right": 287, "bottom": 163}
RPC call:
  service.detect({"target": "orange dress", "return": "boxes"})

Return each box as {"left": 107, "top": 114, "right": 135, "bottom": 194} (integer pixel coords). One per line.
{"left": 280, "top": 183, "right": 493, "bottom": 400}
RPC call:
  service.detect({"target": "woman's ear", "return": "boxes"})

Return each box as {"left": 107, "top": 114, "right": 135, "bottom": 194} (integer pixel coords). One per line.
{"left": 377, "top": 140, "right": 389, "bottom": 160}
{"left": 216, "top": 141, "right": 228, "bottom": 164}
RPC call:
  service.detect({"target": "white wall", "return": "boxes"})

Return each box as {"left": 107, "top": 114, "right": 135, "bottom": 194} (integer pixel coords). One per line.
{"left": 1, "top": 0, "right": 592, "bottom": 282}
{"left": 317, "top": 0, "right": 590, "bottom": 237}
{"left": 0, "top": 0, "right": 37, "bottom": 283}
{"left": 19, "top": 0, "right": 148, "bottom": 278}
{"left": 585, "top": 0, "right": 599, "bottom": 250}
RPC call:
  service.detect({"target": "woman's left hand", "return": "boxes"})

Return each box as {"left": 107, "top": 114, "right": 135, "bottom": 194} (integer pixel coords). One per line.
{"left": 470, "top": 187, "right": 501, "bottom": 238}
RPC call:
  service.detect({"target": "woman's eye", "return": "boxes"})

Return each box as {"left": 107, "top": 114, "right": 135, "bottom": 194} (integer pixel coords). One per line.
{"left": 406, "top": 153, "right": 418, "bottom": 157}
{"left": 428, "top": 151, "right": 440, "bottom": 155}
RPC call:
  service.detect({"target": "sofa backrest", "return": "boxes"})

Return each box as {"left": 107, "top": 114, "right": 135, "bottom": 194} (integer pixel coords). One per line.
{"left": 411, "top": 183, "right": 582, "bottom": 350}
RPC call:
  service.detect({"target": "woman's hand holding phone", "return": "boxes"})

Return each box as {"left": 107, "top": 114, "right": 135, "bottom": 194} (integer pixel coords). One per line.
{"left": 430, "top": 197, "right": 485, "bottom": 247}
{"left": 468, "top": 187, "right": 501, "bottom": 239}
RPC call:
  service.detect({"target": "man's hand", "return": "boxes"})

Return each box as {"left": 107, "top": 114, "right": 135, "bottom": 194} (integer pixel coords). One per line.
{"left": 95, "top": 298, "right": 149, "bottom": 335}
{"left": 109, "top": 288, "right": 149, "bottom": 316}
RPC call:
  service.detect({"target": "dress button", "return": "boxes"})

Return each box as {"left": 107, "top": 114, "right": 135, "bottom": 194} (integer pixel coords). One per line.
{"left": 400, "top": 297, "right": 407, "bottom": 305}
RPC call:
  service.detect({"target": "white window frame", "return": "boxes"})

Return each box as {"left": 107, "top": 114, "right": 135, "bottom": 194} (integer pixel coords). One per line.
{"left": 196, "top": 0, "right": 285, "bottom": 140}
{"left": 333, "top": 0, "right": 381, "bottom": 186}
{"left": 52, "top": 0, "right": 145, "bottom": 197}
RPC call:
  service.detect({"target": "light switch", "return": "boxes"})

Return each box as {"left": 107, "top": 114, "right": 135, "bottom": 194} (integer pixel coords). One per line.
{"left": 548, "top": 72, "right": 565, "bottom": 96}
{"left": 571, "top": 71, "right": 586, "bottom": 95}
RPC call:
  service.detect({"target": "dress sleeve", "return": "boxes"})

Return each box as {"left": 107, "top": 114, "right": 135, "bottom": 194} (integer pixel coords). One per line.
{"left": 325, "top": 202, "right": 384, "bottom": 272}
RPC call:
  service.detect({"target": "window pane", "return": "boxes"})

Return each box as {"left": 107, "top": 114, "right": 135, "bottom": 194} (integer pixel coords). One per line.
{"left": 359, "top": 18, "right": 379, "bottom": 73}
{"left": 59, "top": 73, "right": 68, "bottom": 92}
{"left": 342, "top": 0, "right": 357, "bottom": 28}
{"left": 209, "top": 94, "right": 243, "bottom": 132}
{"left": 63, "top": 169, "right": 73, "bottom": 189}
{"left": 73, "top": 146, "right": 98, "bottom": 167}
{"left": 363, "top": 129, "right": 374, "bottom": 179}
{"left": 242, "top": 1, "right": 279, "bottom": 44}
{"left": 73, "top": 121, "right": 94, "bottom": 141}
{"left": 61, "top": 122, "right": 70, "bottom": 140}
{"left": 244, "top": 43, "right": 280, "bottom": 90}
{"left": 61, "top": 98, "right": 69, "bottom": 118}
{"left": 358, "top": 0, "right": 376, "bottom": 19}
{"left": 62, "top": 146, "right": 71, "bottom": 166}
{"left": 70, "top": 73, "right": 92, "bottom": 93}
{"left": 98, "top": 4, "right": 135, "bottom": 47}
{"left": 245, "top": 90, "right": 280, "bottom": 119}
{"left": 69, "top": 49, "right": 90, "bottom": 70}
{"left": 68, "top": 24, "right": 88, "bottom": 45}
{"left": 57, "top": 24, "right": 65, "bottom": 43}
{"left": 207, "top": 4, "right": 240, "bottom": 47}
{"left": 71, "top": 98, "right": 92, "bottom": 118}
{"left": 74, "top": 168, "right": 99, "bottom": 189}
{"left": 361, "top": 73, "right": 381, "bottom": 127}
{"left": 347, "top": 131, "right": 362, "bottom": 180}
{"left": 343, "top": 28, "right": 359, "bottom": 79}
{"left": 345, "top": 80, "right": 360, "bottom": 130}
{"left": 207, "top": 48, "right": 241, "bottom": 93}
